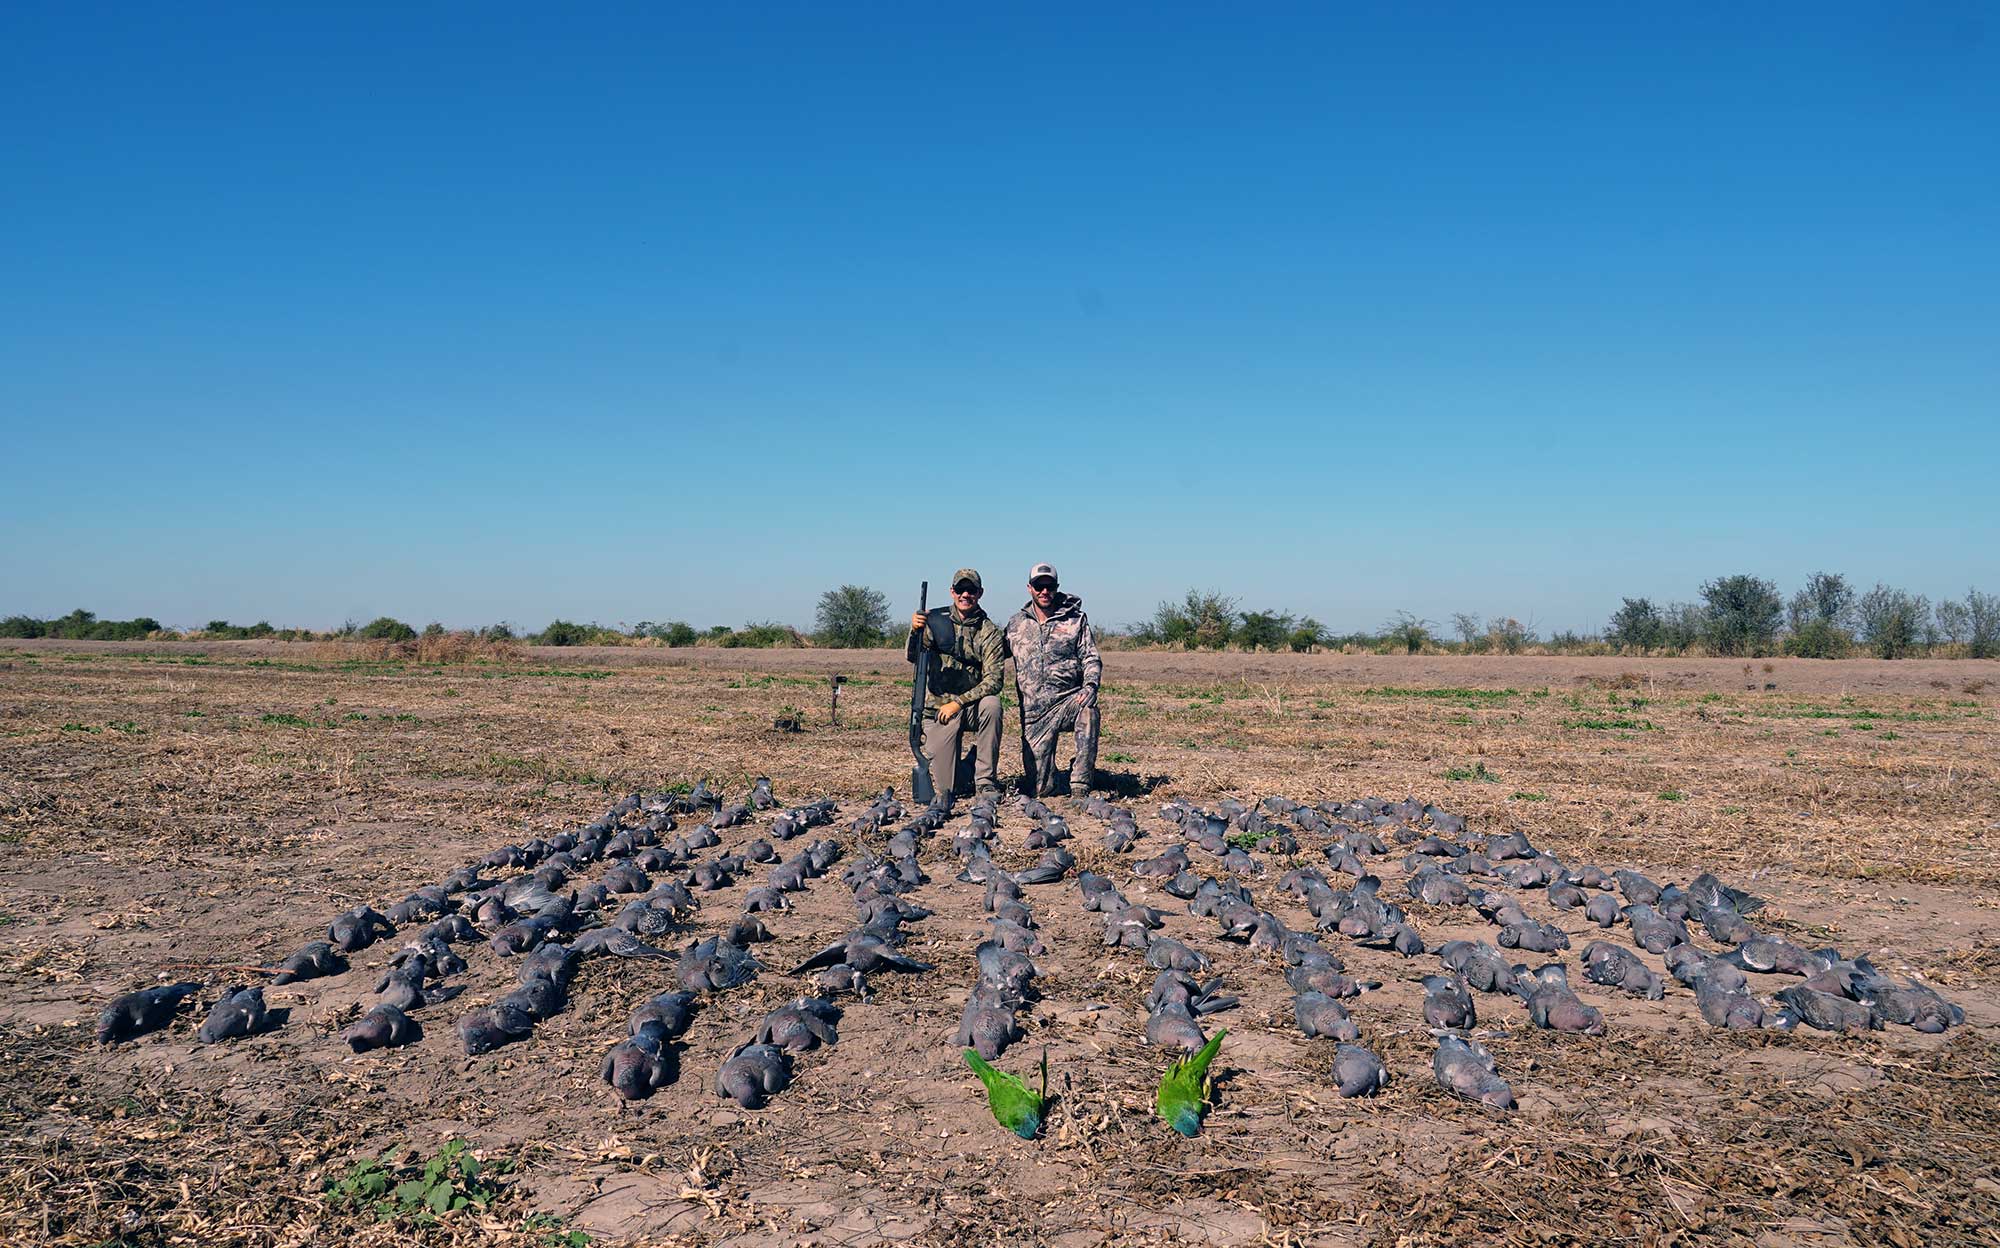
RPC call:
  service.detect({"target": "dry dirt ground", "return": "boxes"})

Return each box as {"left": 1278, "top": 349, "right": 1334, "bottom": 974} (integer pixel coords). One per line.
{"left": 2, "top": 641, "right": 1998, "bottom": 1248}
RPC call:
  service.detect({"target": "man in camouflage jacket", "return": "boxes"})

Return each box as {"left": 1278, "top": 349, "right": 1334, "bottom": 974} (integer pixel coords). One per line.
{"left": 906, "top": 567, "right": 1006, "bottom": 800}
{"left": 1003, "top": 562, "right": 1102, "bottom": 797}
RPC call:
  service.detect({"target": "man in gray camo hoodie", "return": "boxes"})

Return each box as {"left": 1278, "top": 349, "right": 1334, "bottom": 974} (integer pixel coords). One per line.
{"left": 1002, "top": 562, "right": 1102, "bottom": 797}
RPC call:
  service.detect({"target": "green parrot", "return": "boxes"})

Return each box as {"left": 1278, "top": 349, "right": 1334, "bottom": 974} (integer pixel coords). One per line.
{"left": 1155, "top": 1028, "right": 1226, "bottom": 1137}
{"left": 963, "top": 1046, "right": 1048, "bottom": 1140}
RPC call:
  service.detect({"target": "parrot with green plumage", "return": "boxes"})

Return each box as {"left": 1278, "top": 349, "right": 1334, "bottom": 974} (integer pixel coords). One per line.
{"left": 1155, "top": 1028, "right": 1226, "bottom": 1137}
{"left": 963, "top": 1046, "right": 1047, "bottom": 1139}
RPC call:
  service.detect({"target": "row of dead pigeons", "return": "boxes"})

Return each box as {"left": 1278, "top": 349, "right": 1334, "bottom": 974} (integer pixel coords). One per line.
{"left": 1088, "top": 792, "right": 1965, "bottom": 1108}
{"left": 96, "top": 780, "right": 813, "bottom": 1054}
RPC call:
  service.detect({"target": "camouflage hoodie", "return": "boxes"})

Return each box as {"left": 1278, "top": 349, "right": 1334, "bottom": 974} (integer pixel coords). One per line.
{"left": 1004, "top": 592, "right": 1102, "bottom": 723}
{"left": 904, "top": 603, "right": 1005, "bottom": 715}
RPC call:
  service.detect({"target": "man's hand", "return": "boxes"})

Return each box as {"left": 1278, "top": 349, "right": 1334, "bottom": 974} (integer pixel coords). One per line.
{"left": 1080, "top": 684, "right": 1099, "bottom": 709}
{"left": 937, "top": 700, "right": 962, "bottom": 723}
{"left": 910, "top": 611, "right": 927, "bottom": 633}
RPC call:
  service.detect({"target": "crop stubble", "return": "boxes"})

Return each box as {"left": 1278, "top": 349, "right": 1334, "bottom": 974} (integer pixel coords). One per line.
{"left": 1, "top": 642, "right": 1996, "bottom": 1246}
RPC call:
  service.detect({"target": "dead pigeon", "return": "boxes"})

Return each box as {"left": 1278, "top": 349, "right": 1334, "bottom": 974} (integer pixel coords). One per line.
{"left": 1614, "top": 870, "right": 1662, "bottom": 906}
{"left": 1623, "top": 905, "right": 1689, "bottom": 954}
{"left": 989, "top": 919, "right": 1045, "bottom": 956}
{"left": 627, "top": 991, "right": 699, "bottom": 1040}
{"left": 716, "top": 1043, "right": 792, "bottom": 1108}
{"left": 725, "top": 915, "right": 774, "bottom": 947}
{"left": 374, "top": 960, "right": 428, "bottom": 1012}
{"left": 1293, "top": 992, "right": 1360, "bottom": 1041}
{"left": 1145, "top": 971, "right": 1238, "bottom": 1017}
{"left": 1698, "top": 906, "right": 1759, "bottom": 946}
{"left": 502, "top": 975, "right": 565, "bottom": 1021}
{"left": 957, "top": 984, "right": 1023, "bottom": 1060}
{"left": 1421, "top": 975, "right": 1477, "bottom": 1029}
{"left": 571, "top": 928, "right": 676, "bottom": 961}
{"left": 1775, "top": 985, "right": 1880, "bottom": 1034}
{"left": 1695, "top": 977, "right": 1767, "bottom": 1029}
{"left": 794, "top": 933, "right": 930, "bottom": 976}
{"left": 1408, "top": 869, "right": 1472, "bottom": 907}
{"left": 1665, "top": 945, "right": 1748, "bottom": 994}
{"left": 343, "top": 1002, "right": 417, "bottom": 1052}
{"left": 422, "top": 915, "right": 479, "bottom": 944}
{"left": 1687, "top": 871, "right": 1763, "bottom": 916}
{"left": 742, "top": 886, "right": 790, "bottom": 913}
{"left": 1145, "top": 1002, "right": 1209, "bottom": 1051}
{"left": 1582, "top": 941, "right": 1665, "bottom": 999}
{"left": 1727, "top": 936, "right": 1833, "bottom": 977}
{"left": 271, "top": 941, "right": 345, "bottom": 985}
{"left": 94, "top": 984, "right": 197, "bottom": 1040}
{"left": 1433, "top": 1033, "right": 1514, "bottom": 1109}
{"left": 328, "top": 905, "right": 395, "bottom": 953}
{"left": 1546, "top": 881, "right": 1587, "bottom": 911}
{"left": 602, "top": 1020, "right": 677, "bottom": 1100}
{"left": 813, "top": 964, "right": 869, "bottom": 998}
{"left": 1497, "top": 921, "right": 1570, "bottom": 954}
{"left": 1512, "top": 964, "right": 1606, "bottom": 1035}
{"left": 197, "top": 986, "right": 270, "bottom": 1044}
{"left": 459, "top": 999, "right": 536, "bottom": 1054}
{"left": 975, "top": 942, "right": 1038, "bottom": 997}
{"left": 678, "top": 937, "right": 761, "bottom": 992}
{"left": 756, "top": 998, "right": 840, "bottom": 1053}
{"left": 1438, "top": 940, "right": 1517, "bottom": 994}
{"left": 1584, "top": 895, "right": 1623, "bottom": 928}
{"left": 1853, "top": 974, "right": 1962, "bottom": 1033}
{"left": 1144, "top": 938, "right": 1211, "bottom": 974}
{"left": 1285, "top": 964, "right": 1379, "bottom": 998}
{"left": 1330, "top": 1043, "right": 1388, "bottom": 1098}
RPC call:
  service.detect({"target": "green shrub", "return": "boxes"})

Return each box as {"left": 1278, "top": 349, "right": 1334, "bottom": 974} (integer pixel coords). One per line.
{"left": 814, "top": 586, "right": 891, "bottom": 648}
{"left": 1383, "top": 612, "right": 1431, "bottom": 654}
{"left": 1145, "top": 589, "right": 1237, "bottom": 649}
{"left": 1783, "top": 619, "right": 1852, "bottom": 659}
{"left": 359, "top": 617, "right": 418, "bottom": 642}
{"left": 1605, "top": 598, "right": 1662, "bottom": 653}
{"left": 1700, "top": 575, "right": 1782, "bottom": 656}
{"left": 1855, "top": 584, "right": 1931, "bottom": 659}
{"left": 1236, "top": 610, "right": 1294, "bottom": 652}
{"left": 1287, "top": 617, "right": 1327, "bottom": 653}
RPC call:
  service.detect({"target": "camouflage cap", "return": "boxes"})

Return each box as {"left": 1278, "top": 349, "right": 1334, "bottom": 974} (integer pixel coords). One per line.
{"left": 950, "top": 568, "right": 983, "bottom": 592}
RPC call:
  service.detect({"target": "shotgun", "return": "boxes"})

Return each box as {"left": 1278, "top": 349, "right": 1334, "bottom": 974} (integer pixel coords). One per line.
{"left": 908, "top": 581, "right": 934, "bottom": 803}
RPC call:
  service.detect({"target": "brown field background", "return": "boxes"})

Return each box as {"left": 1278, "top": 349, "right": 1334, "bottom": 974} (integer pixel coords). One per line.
{"left": 2, "top": 641, "right": 1997, "bottom": 1246}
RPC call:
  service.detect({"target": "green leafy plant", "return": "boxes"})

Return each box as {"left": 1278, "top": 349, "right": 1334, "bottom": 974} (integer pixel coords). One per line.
{"left": 1443, "top": 762, "right": 1499, "bottom": 783}
{"left": 1657, "top": 789, "right": 1685, "bottom": 801}
{"left": 327, "top": 1139, "right": 506, "bottom": 1225}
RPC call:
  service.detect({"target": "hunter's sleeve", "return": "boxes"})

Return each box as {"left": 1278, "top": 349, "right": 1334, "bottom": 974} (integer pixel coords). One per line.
{"left": 904, "top": 628, "right": 921, "bottom": 665}
{"left": 966, "top": 623, "right": 1006, "bottom": 704}
{"left": 1079, "top": 613, "right": 1103, "bottom": 689}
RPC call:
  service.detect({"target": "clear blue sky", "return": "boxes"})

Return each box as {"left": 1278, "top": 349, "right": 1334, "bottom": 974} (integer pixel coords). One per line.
{"left": 4, "top": 3, "right": 1995, "bottom": 634}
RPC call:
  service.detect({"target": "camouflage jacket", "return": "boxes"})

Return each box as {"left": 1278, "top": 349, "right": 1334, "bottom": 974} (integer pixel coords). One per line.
{"left": 904, "top": 604, "right": 1005, "bottom": 714}
{"left": 1003, "top": 593, "right": 1102, "bottom": 723}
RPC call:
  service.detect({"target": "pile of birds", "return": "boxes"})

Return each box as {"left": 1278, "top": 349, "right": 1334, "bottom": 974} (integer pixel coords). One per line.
{"left": 94, "top": 773, "right": 1965, "bottom": 1136}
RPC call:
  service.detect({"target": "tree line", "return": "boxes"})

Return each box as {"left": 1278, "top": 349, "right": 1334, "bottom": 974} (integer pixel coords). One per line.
{"left": 1120, "top": 574, "right": 1996, "bottom": 659}
{"left": 5, "top": 574, "right": 1994, "bottom": 658}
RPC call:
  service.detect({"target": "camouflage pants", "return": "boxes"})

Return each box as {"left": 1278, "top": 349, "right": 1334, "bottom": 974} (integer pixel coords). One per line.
{"left": 1019, "top": 688, "right": 1099, "bottom": 798}
{"left": 920, "top": 695, "right": 1002, "bottom": 799}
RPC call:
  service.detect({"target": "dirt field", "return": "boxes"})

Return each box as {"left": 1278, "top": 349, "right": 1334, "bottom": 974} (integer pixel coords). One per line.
{"left": 3, "top": 641, "right": 1997, "bottom": 1247}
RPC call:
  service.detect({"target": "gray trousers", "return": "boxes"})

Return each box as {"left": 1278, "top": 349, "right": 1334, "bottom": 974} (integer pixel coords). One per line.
{"left": 1020, "top": 688, "right": 1100, "bottom": 798}
{"left": 920, "top": 694, "right": 1002, "bottom": 799}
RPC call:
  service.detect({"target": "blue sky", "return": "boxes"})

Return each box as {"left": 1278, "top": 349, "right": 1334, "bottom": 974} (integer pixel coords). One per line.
{"left": 3, "top": 3, "right": 1995, "bottom": 634}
